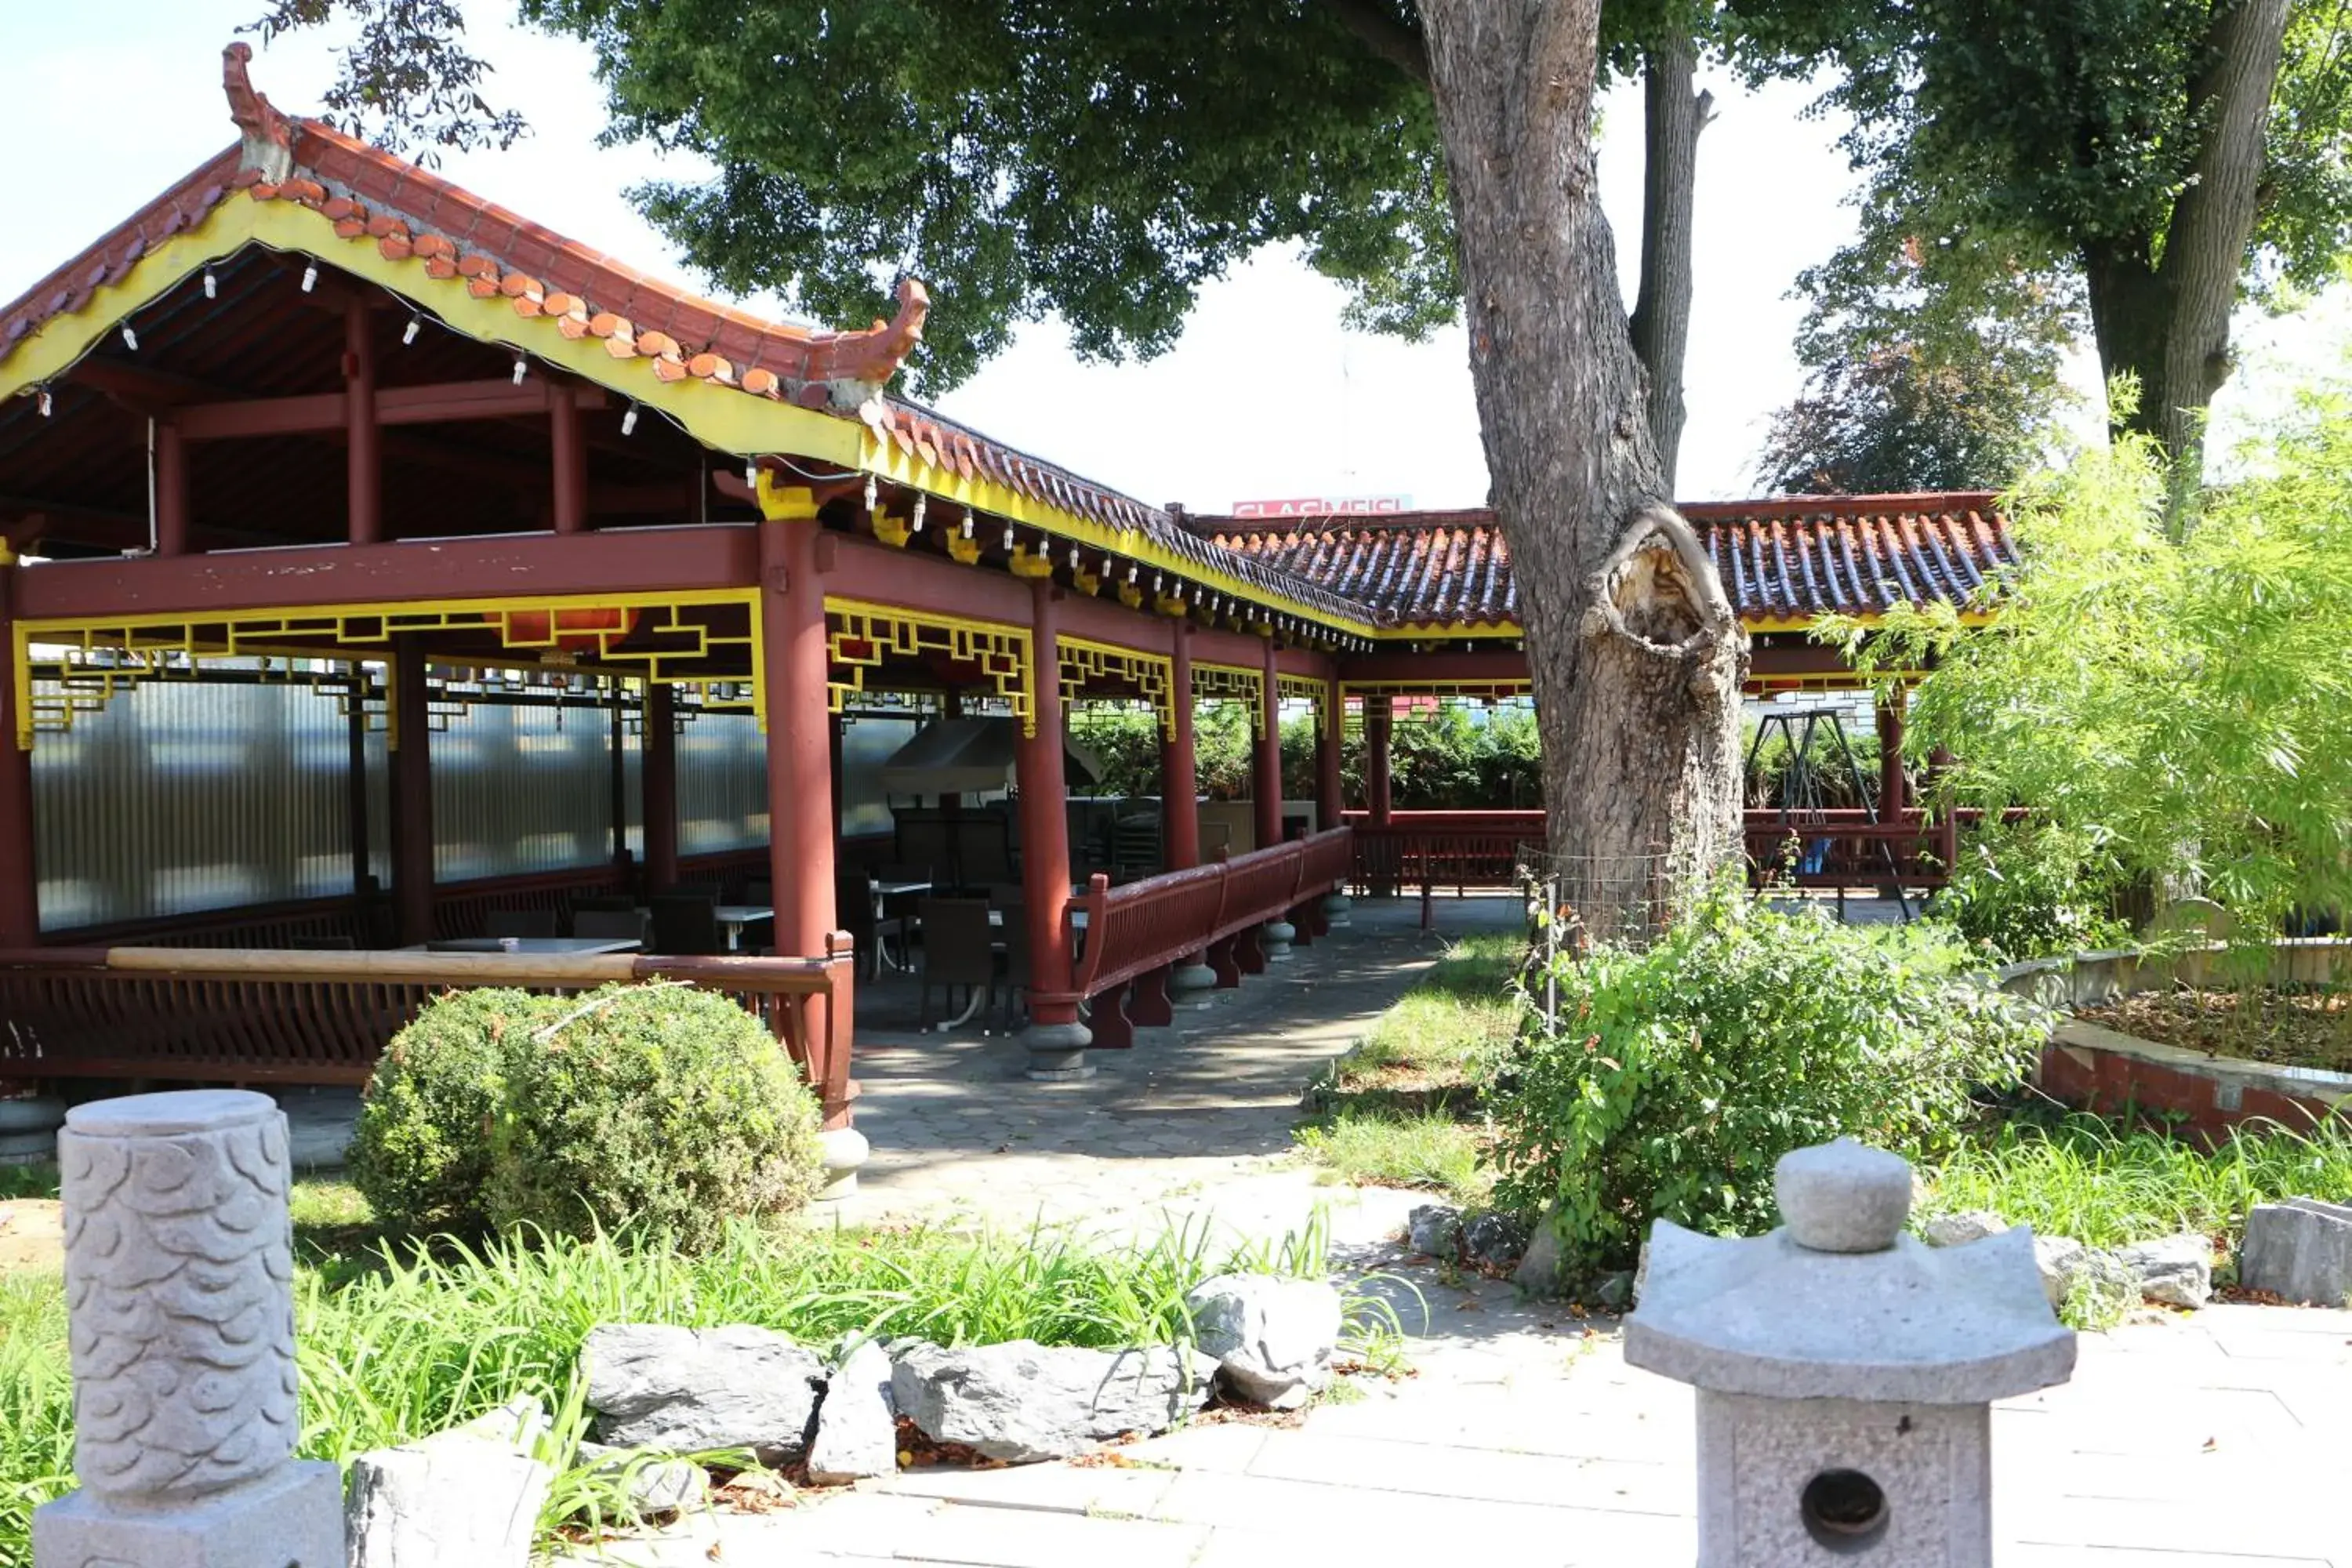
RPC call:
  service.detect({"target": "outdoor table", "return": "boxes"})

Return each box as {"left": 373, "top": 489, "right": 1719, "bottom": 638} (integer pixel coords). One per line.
{"left": 404, "top": 936, "right": 641, "bottom": 956}
{"left": 713, "top": 905, "right": 774, "bottom": 953}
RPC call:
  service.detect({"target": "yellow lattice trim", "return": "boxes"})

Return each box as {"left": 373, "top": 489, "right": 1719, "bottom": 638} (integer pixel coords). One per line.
{"left": 1341, "top": 677, "right": 1534, "bottom": 701}
{"left": 13, "top": 590, "right": 758, "bottom": 750}
{"left": 1191, "top": 660, "right": 1265, "bottom": 736}
{"left": 1059, "top": 638, "right": 1174, "bottom": 736}
{"left": 1277, "top": 672, "right": 1336, "bottom": 737}
{"left": 824, "top": 597, "right": 1033, "bottom": 735}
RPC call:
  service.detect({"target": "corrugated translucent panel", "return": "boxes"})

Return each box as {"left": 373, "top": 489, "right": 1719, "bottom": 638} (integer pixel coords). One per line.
{"left": 429, "top": 689, "right": 619, "bottom": 881}
{"left": 839, "top": 715, "right": 918, "bottom": 837}
{"left": 674, "top": 712, "right": 767, "bottom": 854}
{"left": 32, "top": 670, "right": 361, "bottom": 929}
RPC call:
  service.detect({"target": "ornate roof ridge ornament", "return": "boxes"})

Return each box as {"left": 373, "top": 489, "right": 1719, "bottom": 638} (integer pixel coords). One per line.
{"left": 223, "top": 42, "right": 294, "bottom": 184}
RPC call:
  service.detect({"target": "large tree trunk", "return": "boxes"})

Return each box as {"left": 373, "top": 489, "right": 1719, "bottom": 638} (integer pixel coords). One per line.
{"left": 1419, "top": 0, "right": 1748, "bottom": 939}
{"left": 1628, "top": 33, "right": 1708, "bottom": 491}
{"left": 2154, "top": 0, "right": 2288, "bottom": 520}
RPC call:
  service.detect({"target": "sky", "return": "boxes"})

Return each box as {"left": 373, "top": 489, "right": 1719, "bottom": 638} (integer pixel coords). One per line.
{"left": 0, "top": 2, "right": 2328, "bottom": 510}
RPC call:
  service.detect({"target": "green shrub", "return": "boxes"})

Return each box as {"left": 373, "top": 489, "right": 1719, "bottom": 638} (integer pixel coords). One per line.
{"left": 350, "top": 988, "right": 555, "bottom": 1232}
{"left": 1493, "top": 882, "right": 2045, "bottom": 1278}
{"left": 485, "top": 983, "right": 825, "bottom": 1251}
{"left": 1929, "top": 818, "right": 2132, "bottom": 961}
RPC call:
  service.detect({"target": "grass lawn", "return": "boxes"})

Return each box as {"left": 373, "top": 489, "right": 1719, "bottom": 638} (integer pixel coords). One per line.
{"left": 1293, "top": 932, "right": 1522, "bottom": 1207}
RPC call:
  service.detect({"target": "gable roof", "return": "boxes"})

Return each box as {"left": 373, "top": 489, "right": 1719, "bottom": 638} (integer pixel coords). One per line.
{"left": 1195, "top": 492, "right": 2013, "bottom": 631}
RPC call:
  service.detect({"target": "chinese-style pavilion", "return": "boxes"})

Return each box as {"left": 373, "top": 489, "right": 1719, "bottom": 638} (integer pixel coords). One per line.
{"left": 0, "top": 49, "right": 2013, "bottom": 1178}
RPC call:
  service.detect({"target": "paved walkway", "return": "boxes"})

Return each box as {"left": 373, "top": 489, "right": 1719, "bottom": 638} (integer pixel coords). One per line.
{"left": 831, "top": 895, "right": 1519, "bottom": 1240}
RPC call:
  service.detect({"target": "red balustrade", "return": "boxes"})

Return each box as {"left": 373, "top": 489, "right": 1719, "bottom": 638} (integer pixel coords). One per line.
{"left": 1043, "top": 827, "right": 1352, "bottom": 1049}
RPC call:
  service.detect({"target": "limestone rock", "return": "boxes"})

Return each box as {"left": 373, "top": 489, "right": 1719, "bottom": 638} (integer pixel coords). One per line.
{"left": 1922, "top": 1210, "right": 2010, "bottom": 1249}
{"left": 1463, "top": 1211, "right": 1529, "bottom": 1269}
{"left": 1185, "top": 1272, "right": 1342, "bottom": 1410}
{"left": 891, "top": 1339, "right": 1217, "bottom": 1462}
{"left": 2034, "top": 1234, "right": 2134, "bottom": 1314}
{"left": 583, "top": 1324, "right": 824, "bottom": 1461}
{"left": 1406, "top": 1203, "right": 1462, "bottom": 1258}
{"left": 574, "top": 1440, "right": 708, "bottom": 1514}
{"left": 2239, "top": 1198, "right": 2352, "bottom": 1308}
{"left": 808, "top": 1339, "right": 898, "bottom": 1484}
{"left": 2116, "top": 1233, "right": 2213, "bottom": 1309}
{"left": 347, "top": 1404, "right": 555, "bottom": 1566}
{"left": 1512, "top": 1208, "right": 1564, "bottom": 1297}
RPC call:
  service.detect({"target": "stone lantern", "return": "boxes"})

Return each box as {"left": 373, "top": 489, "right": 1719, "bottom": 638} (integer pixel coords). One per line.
{"left": 1625, "top": 1138, "right": 2074, "bottom": 1566}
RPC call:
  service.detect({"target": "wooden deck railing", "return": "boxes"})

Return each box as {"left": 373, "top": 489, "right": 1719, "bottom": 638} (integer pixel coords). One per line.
{"left": 1346, "top": 812, "right": 1544, "bottom": 927}
{"left": 1047, "top": 826, "right": 1353, "bottom": 1049}
{"left": 0, "top": 935, "right": 859, "bottom": 1129}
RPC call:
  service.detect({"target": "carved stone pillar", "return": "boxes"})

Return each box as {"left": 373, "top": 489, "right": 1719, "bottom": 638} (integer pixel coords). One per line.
{"left": 34, "top": 1090, "right": 343, "bottom": 1566}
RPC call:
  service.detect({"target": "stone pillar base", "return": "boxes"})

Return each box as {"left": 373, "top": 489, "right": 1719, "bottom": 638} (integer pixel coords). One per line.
{"left": 1168, "top": 964, "right": 1218, "bottom": 1009}
{"left": 815, "top": 1125, "right": 870, "bottom": 1201}
{"left": 1023, "top": 1020, "right": 1094, "bottom": 1080}
{"left": 1320, "top": 893, "right": 1352, "bottom": 927}
{"left": 1263, "top": 920, "right": 1296, "bottom": 960}
{"left": 34, "top": 1460, "right": 345, "bottom": 1568}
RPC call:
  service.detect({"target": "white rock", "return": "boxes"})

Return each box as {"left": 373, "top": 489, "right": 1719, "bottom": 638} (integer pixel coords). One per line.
{"left": 584, "top": 1324, "right": 823, "bottom": 1462}
{"left": 1185, "top": 1272, "right": 1343, "bottom": 1410}
{"left": 1922, "top": 1210, "right": 2010, "bottom": 1248}
{"left": 347, "top": 1407, "right": 555, "bottom": 1566}
{"left": 2239, "top": 1198, "right": 2352, "bottom": 1308}
{"left": 891, "top": 1339, "right": 1217, "bottom": 1462}
{"left": 2116, "top": 1233, "right": 2212, "bottom": 1309}
{"left": 574, "top": 1440, "right": 707, "bottom": 1514}
{"left": 808, "top": 1339, "right": 898, "bottom": 1484}
{"left": 2034, "top": 1234, "right": 2134, "bottom": 1314}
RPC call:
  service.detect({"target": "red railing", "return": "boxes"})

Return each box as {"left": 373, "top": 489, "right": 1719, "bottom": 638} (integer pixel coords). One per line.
{"left": 1048, "top": 827, "right": 1352, "bottom": 1048}
{"left": 1346, "top": 811, "right": 1544, "bottom": 927}
{"left": 0, "top": 935, "right": 859, "bottom": 1128}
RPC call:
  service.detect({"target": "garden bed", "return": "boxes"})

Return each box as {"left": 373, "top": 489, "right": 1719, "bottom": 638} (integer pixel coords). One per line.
{"left": 2076, "top": 987, "right": 2352, "bottom": 1072}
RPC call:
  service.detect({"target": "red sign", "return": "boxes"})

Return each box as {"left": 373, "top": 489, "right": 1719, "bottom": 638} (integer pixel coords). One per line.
{"left": 1231, "top": 495, "right": 1411, "bottom": 520}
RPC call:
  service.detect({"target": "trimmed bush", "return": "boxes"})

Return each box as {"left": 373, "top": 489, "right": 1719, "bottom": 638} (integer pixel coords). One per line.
{"left": 1493, "top": 883, "right": 2045, "bottom": 1279}
{"left": 350, "top": 987, "right": 554, "bottom": 1231}
{"left": 485, "top": 982, "right": 825, "bottom": 1251}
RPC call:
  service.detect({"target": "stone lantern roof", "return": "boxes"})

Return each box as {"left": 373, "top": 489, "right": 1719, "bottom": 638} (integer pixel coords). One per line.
{"left": 1626, "top": 1138, "right": 2076, "bottom": 1405}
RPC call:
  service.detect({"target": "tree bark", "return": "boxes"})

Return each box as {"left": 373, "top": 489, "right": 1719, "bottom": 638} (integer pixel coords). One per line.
{"left": 2081, "top": 234, "right": 2170, "bottom": 444}
{"left": 1628, "top": 33, "right": 1708, "bottom": 491}
{"left": 1419, "top": 0, "right": 1748, "bottom": 939}
{"left": 2154, "top": 0, "right": 2289, "bottom": 521}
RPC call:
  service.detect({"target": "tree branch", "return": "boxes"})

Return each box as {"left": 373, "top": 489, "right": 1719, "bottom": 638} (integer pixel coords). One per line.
{"left": 1319, "top": 0, "right": 1429, "bottom": 89}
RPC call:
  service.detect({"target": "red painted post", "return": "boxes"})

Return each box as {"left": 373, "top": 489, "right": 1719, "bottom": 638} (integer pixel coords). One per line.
{"left": 1875, "top": 688, "right": 1907, "bottom": 819}
{"left": 1254, "top": 637, "right": 1283, "bottom": 849}
{"left": 1161, "top": 621, "right": 1200, "bottom": 871}
{"left": 154, "top": 419, "right": 190, "bottom": 557}
{"left": 389, "top": 636, "right": 434, "bottom": 944}
{"left": 642, "top": 681, "right": 680, "bottom": 893}
{"left": 345, "top": 301, "right": 382, "bottom": 546}
{"left": 1315, "top": 670, "right": 1343, "bottom": 834}
{"left": 550, "top": 381, "right": 586, "bottom": 535}
{"left": 1929, "top": 744, "right": 1959, "bottom": 875}
{"left": 758, "top": 491, "right": 837, "bottom": 963}
{"left": 0, "top": 557, "right": 40, "bottom": 945}
{"left": 1367, "top": 698, "right": 1393, "bottom": 824}
{"left": 1017, "top": 575, "right": 1091, "bottom": 1076}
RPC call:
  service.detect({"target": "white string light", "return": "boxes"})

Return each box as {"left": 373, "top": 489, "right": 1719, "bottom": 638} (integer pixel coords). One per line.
{"left": 620, "top": 404, "right": 639, "bottom": 435}
{"left": 745, "top": 461, "right": 760, "bottom": 490}
{"left": 402, "top": 314, "right": 422, "bottom": 347}
{"left": 863, "top": 475, "right": 877, "bottom": 514}
{"left": 1067, "top": 544, "right": 1080, "bottom": 569}
{"left": 960, "top": 514, "right": 975, "bottom": 539}
{"left": 300, "top": 262, "right": 318, "bottom": 293}
{"left": 511, "top": 357, "right": 528, "bottom": 385}
{"left": 202, "top": 268, "right": 217, "bottom": 299}
{"left": 36, "top": 387, "right": 53, "bottom": 417}
{"left": 120, "top": 324, "right": 137, "bottom": 351}
{"left": 911, "top": 495, "right": 927, "bottom": 533}
{"left": 1000, "top": 524, "right": 1015, "bottom": 552}
{"left": 1127, "top": 562, "right": 1139, "bottom": 583}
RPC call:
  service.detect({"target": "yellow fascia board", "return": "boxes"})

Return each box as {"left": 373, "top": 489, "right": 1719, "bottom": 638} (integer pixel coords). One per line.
{"left": 858, "top": 430, "right": 1380, "bottom": 640}
{"left": 0, "top": 198, "right": 861, "bottom": 468}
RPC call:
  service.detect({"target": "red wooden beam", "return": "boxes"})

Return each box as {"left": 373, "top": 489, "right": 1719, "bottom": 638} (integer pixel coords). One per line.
{"left": 171, "top": 378, "right": 612, "bottom": 441}
{"left": 13, "top": 526, "right": 762, "bottom": 620}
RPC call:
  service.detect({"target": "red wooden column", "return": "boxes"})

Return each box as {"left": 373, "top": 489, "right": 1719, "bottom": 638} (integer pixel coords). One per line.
{"left": 1160, "top": 621, "right": 1200, "bottom": 872}
{"left": 0, "top": 556, "right": 40, "bottom": 946}
{"left": 641, "top": 681, "right": 680, "bottom": 893}
{"left": 1875, "top": 687, "right": 1907, "bottom": 820}
{"left": 550, "top": 382, "right": 586, "bottom": 535}
{"left": 757, "top": 488, "right": 838, "bottom": 964}
{"left": 388, "top": 637, "right": 434, "bottom": 944}
{"left": 154, "top": 419, "right": 191, "bottom": 557}
{"left": 1929, "top": 743, "right": 1959, "bottom": 875}
{"left": 1366, "top": 699, "right": 1394, "bottom": 824}
{"left": 345, "top": 301, "right": 383, "bottom": 546}
{"left": 1017, "top": 576, "right": 1091, "bottom": 1078}
{"left": 1314, "top": 671, "right": 1343, "bottom": 833}
{"left": 1253, "top": 637, "right": 1283, "bottom": 849}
